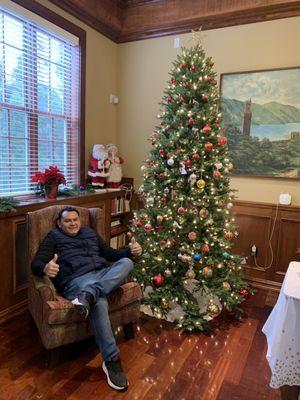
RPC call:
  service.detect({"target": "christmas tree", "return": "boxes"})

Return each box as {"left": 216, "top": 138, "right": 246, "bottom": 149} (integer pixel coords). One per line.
{"left": 130, "top": 42, "right": 250, "bottom": 332}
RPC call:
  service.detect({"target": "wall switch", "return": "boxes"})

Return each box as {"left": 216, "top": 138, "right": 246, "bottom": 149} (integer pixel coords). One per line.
{"left": 109, "top": 94, "right": 119, "bottom": 104}
{"left": 174, "top": 37, "right": 180, "bottom": 48}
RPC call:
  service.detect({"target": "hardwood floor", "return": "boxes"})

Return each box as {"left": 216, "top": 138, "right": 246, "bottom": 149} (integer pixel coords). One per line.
{"left": 0, "top": 290, "right": 281, "bottom": 400}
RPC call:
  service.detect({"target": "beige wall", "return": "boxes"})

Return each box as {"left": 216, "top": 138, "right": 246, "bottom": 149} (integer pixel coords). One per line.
{"left": 35, "top": 0, "right": 119, "bottom": 171}
{"left": 117, "top": 17, "right": 300, "bottom": 205}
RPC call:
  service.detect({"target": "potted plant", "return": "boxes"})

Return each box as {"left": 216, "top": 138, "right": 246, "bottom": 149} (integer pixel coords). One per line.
{"left": 31, "top": 165, "right": 66, "bottom": 200}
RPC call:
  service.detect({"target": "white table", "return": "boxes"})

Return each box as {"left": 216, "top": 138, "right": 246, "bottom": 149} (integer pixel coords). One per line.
{"left": 263, "top": 261, "right": 300, "bottom": 389}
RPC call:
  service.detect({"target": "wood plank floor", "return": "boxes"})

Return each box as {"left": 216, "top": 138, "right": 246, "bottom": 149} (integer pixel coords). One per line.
{"left": 0, "top": 290, "right": 281, "bottom": 400}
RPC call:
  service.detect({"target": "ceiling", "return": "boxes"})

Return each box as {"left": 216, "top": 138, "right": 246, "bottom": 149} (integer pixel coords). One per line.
{"left": 47, "top": 0, "right": 300, "bottom": 43}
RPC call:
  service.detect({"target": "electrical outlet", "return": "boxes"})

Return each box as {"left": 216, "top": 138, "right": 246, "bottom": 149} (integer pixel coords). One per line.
{"left": 251, "top": 244, "right": 258, "bottom": 257}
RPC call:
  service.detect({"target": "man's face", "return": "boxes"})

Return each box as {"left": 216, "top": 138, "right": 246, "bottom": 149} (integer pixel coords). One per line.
{"left": 58, "top": 211, "right": 81, "bottom": 236}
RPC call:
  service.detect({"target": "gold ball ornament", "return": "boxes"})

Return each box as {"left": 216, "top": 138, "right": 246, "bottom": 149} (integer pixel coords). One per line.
{"left": 228, "top": 162, "right": 234, "bottom": 172}
{"left": 202, "top": 266, "right": 213, "bottom": 277}
{"left": 223, "top": 281, "right": 230, "bottom": 290}
{"left": 157, "top": 215, "right": 164, "bottom": 223}
{"left": 196, "top": 179, "right": 206, "bottom": 189}
{"left": 207, "top": 303, "right": 219, "bottom": 316}
{"left": 162, "top": 299, "right": 169, "bottom": 309}
{"left": 199, "top": 208, "right": 208, "bottom": 218}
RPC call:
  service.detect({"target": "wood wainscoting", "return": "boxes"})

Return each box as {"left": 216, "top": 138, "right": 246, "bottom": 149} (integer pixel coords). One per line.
{"left": 233, "top": 200, "right": 300, "bottom": 294}
{"left": 132, "top": 196, "right": 300, "bottom": 297}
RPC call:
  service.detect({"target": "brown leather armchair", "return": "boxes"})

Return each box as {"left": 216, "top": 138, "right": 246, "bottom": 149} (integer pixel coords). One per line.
{"left": 27, "top": 204, "right": 141, "bottom": 369}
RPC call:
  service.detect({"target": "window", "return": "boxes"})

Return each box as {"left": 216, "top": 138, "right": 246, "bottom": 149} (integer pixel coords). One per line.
{"left": 0, "top": 5, "right": 83, "bottom": 196}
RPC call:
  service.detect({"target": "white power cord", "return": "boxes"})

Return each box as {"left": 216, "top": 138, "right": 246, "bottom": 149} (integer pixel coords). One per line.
{"left": 253, "top": 202, "right": 279, "bottom": 270}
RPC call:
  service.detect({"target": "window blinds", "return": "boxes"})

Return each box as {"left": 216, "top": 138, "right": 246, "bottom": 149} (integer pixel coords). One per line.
{"left": 0, "top": 7, "right": 80, "bottom": 196}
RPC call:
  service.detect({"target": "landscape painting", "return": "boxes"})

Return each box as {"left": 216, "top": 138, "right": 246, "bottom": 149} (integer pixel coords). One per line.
{"left": 220, "top": 67, "right": 300, "bottom": 178}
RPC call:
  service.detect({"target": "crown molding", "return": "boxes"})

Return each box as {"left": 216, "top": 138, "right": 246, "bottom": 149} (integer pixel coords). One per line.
{"left": 46, "top": 0, "right": 300, "bottom": 43}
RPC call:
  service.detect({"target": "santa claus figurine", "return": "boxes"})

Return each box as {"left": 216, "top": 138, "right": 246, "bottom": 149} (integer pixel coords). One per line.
{"left": 106, "top": 144, "right": 124, "bottom": 188}
{"left": 88, "top": 144, "right": 111, "bottom": 188}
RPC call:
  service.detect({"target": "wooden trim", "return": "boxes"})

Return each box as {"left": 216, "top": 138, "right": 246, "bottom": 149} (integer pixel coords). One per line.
{"left": 43, "top": 0, "right": 300, "bottom": 43}
{"left": 0, "top": 299, "right": 28, "bottom": 324}
{"left": 10, "top": 0, "right": 87, "bottom": 185}
{"left": 79, "top": 31, "right": 86, "bottom": 184}
{"left": 118, "top": 1, "right": 300, "bottom": 43}
{"left": 46, "top": 0, "right": 121, "bottom": 42}
{"left": 12, "top": 217, "right": 28, "bottom": 294}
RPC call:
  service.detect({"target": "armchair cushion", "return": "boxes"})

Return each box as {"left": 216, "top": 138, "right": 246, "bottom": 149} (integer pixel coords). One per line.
{"left": 45, "top": 282, "right": 142, "bottom": 325}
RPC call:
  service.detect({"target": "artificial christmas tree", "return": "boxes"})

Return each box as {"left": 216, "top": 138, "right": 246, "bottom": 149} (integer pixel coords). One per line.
{"left": 130, "top": 43, "right": 250, "bottom": 332}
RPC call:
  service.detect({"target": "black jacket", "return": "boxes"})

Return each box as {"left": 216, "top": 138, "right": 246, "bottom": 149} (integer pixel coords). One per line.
{"left": 31, "top": 227, "right": 131, "bottom": 290}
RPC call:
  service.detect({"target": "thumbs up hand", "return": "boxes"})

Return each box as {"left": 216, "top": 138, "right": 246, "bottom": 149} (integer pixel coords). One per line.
{"left": 44, "top": 253, "right": 60, "bottom": 278}
{"left": 130, "top": 237, "right": 142, "bottom": 257}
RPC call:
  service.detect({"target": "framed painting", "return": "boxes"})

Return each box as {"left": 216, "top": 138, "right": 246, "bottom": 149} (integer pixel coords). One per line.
{"left": 220, "top": 67, "right": 300, "bottom": 179}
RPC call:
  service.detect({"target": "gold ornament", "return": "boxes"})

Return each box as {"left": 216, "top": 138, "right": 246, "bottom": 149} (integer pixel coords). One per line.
{"left": 197, "top": 179, "right": 206, "bottom": 189}
{"left": 207, "top": 303, "right": 219, "bottom": 316}
{"left": 199, "top": 208, "right": 208, "bottom": 218}
{"left": 157, "top": 215, "right": 164, "bottom": 223}
{"left": 202, "top": 266, "right": 213, "bottom": 277}
{"left": 162, "top": 299, "right": 169, "bottom": 309}
{"left": 228, "top": 162, "right": 234, "bottom": 172}
{"left": 223, "top": 281, "right": 230, "bottom": 290}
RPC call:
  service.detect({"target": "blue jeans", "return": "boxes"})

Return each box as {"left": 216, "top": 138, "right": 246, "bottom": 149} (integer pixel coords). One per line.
{"left": 61, "top": 257, "right": 133, "bottom": 361}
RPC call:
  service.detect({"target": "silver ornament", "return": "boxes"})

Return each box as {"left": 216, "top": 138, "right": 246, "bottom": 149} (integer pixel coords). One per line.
{"left": 167, "top": 158, "right": 174, "bottom": 166}
{"left": 164, "top": 268, "right": 172, "bottom": 277}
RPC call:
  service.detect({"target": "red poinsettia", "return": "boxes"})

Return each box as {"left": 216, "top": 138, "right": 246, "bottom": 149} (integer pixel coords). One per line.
{"left": 31, "top": 165, "right": 66, "bottom": 186}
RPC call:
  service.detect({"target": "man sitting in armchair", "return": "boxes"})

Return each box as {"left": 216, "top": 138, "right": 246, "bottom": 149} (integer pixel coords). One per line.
{"left": 31, "top": 206, "right": 142, "bottom": 392}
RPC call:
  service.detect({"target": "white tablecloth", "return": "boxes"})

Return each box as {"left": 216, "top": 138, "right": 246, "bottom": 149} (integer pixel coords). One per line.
{"left": 262, "top": 261, "right": 300, "bottom": 388}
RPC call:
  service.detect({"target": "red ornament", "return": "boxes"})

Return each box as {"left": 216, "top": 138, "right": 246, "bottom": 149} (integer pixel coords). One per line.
{"left": 155, "top": 225, "right": 161, "bottom": 231}
{"left": 171, "top": 78, "right": 176, "bottom": 85}
{"left": 153, "top": 274, "right": 164, "bottom": 287}
{"left": 151, "top": 141, "right": 156, "bottom": 145}
{"left": 126, "top": 231, "right": 132, "bottom": 238}
{"left": 144, "top": 223, "right": 153, "bottom": 230}
{"left": 202, "top": 244, "right": 210, "bottom": 253}
{"left": 217, "top": 136, "right": 228, "bottom": 147}
{"left": 160, "top": 121, "right": 165, "bottom": 126}
{"left": 178, "top": 148, "right": 184, "bottom": 154}
{"left": 205, "top": 142, "right": 213, "bottom": 151}
{"left": 190, "top": 65, "right": 196, "bottom": 72}
{"left": 160, "top": 239, "right": 166, "bottom": 246}
{"left": 184, "top": 159, "right": 191, "bottom": 168}
{"left": 166, "top": 97, "right": 172, "bottom": 103}
{"left": 177, "top": 206, "right": 185, "bottom": 214}
{"left": 184, "top": 82, "right": 189, "bottom": 88}
{"left": 188, "top": 118, "right": 195, "bottom": 126}
{"left": 159, "top": 149, "right": 165, "bottom": 155}
{"left": 179, "top": 96, "right": 184, "bottom": 104}
{"left": 202, "top": 94, "right": 208, "bottom": 101}
{"left": 192, "top": 153, "right": 199, "bottom": 161}
{"left": 225, "top": 231, "right": 233, "bottom": 240}
{"left": 240, "top": 288, "right": 250, "bottom": 299}
{"left": 161, "top": 197, "right": 167, "bottom": 203}
{"left": 204, "top": 75, "right": 212, "bottom": 82}
{"left": 214, "top": 118, "right": 219, "bottom": 126}
{"left": 213, "top": 170, "right": 221, "bottom": 180}
{"left": 159, "top": 173, "right": 166, "bottom": 179}
{"left": 135, "top": 221, "right": 142, "bottom": 228}
{"left": 140, "top": 213, "right": 147, "bottom": 220}
{"left": 188, "top": 231, "right": 197, "bottom": 240}
{"left": 203, "top": 125, "right": 212, "bottom": 134}
{"left": 180, "top": 62, "right": 186, "bottom": 69}
{"left": 149, "top": 161, "right": 155, "bottom": 167}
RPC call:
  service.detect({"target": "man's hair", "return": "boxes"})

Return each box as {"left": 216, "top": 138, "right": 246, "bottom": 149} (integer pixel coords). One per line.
{"left": 57, "top": 206, "right": 80, "bottom": 220}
